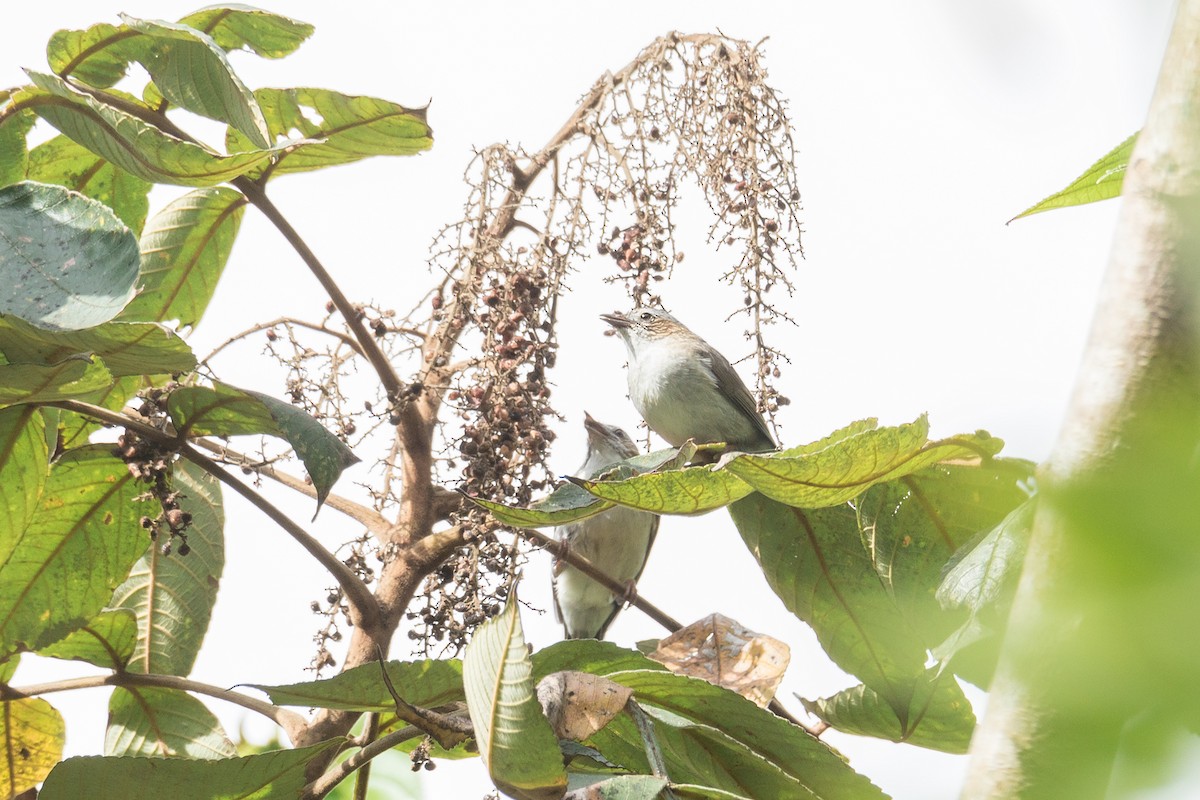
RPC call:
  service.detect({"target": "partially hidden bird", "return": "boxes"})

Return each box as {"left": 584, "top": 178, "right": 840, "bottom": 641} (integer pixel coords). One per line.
{"left": 553, "top": 413, "right": 660, "bottom": 640}
{"left": 601, "top": 307, "right": 776, "bottom": 454}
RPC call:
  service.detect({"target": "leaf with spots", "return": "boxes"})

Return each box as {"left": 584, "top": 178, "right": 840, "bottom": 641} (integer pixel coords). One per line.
{"left": 0, "top": 697, "right": 65, "bottom": 797}
{"left": 0, "top": 446, "right": 149, "bottom": 657}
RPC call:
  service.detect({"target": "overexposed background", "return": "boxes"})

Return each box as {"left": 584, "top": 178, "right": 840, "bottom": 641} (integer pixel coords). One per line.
{"left": 3, "top": 1, "right": 1180, "bottom": 797}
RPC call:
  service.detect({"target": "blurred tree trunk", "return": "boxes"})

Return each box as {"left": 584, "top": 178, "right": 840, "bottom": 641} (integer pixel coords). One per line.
{"left": 962, "top": 1, "right": 1200, "bottom": 798}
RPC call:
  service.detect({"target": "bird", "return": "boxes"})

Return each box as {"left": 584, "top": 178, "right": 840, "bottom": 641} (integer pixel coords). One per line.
{"left": 600, "top": 307, "right": 776, "bottom": 454}
{"left": 553, "top": 413, "right": 660, "bottom": 640}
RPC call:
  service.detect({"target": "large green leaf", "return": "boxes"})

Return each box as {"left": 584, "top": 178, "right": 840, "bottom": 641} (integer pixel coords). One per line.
{"left": 228, "top": 87, "right": 432, "bottom": 179}
{"left": 167, "top": 382, "right": 359, "bottom": 510}
{"left": 0, "top": 406, "right": 48, "bottom": 561}
{"left": 111, "top": 462, "right": 224, "bottom": 676}
{"left": 0, "top": 181, "right": 139, "bottom": 330}
{"left": 46, "top": 22, "right": 150, "bottom": 87}
{"left": 36, "top": 608, "right": 138, "bottom": 669}
{"left": 1011, "top": 132, "right": 1136, "bottom": 221}
{"left": 253, "top": 658, "right": 465, "bottom": 711}
{"left": 463, "top": 600, "right": 568, "bottom": 800}
{"left": 723, "top": 416, "right": 1003, "bottom": 509}
{"left": 0, "top": 316, "right": 196, "bottom": 377}
{"left": 0, "top": 102, "right": 35, "bottom": 186}
{"left": 122, "top": 15, "right": 271, "bottom": 149}
{"left": 180, "top": 6, "right": 313, "bottom": 58}
{"left": 0, "top": 356, "right": 115, "bottom": 407}
{"left": 531, "top": 639, "right": 669, "bottom": 681}
{"left": 119, "top": 187, "right": 246, "bottom": 328}
{"left": 0, "top": 446, "right": 148, "bottom": 655}
{"left": 19, "top": 72, "right": 285, "bottom": 187}
{"left": 800, "top": 669, "right": 976, "bottom": 753}
{"left": 106, "top": 686, "right": 236, "bottom": 759}
{"left": 592, "top": 670, "right": 885, "bottom": 800}
{"left": 39, "top": 741, "right": 340, "bottom": 800}
{"left": 0, "top": 697, "right": 65, "bottom": 796}
{"left": 729, "top": 460, "right": 1031, "bottom": 721}
{"left": 568, "top": 465, "right": 753, "bottom": 515}
{"left": 27, "top": 134, "right": 153, "bottom": 233}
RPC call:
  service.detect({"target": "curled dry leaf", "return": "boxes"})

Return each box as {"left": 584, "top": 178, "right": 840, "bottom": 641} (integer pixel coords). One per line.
{"left": 649, "top": 613, "right": 790, "bottom": 708}
{"left": 536, "top": 670, "right": 633, "bottom": 742}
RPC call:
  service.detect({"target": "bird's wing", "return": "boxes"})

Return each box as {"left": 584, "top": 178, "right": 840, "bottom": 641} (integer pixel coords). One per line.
{"left": 703, "top": 347, "right": 776, "bottom": 451}
{"left": 591, "top": 513, "right": 659, "bottom": 640}
{"left": 550, "top": 523, "right": 578, "bottom": 628}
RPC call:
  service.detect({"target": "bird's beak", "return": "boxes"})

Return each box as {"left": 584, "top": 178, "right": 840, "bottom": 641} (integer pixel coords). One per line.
{"left": 600, "top": 311, "right": 630, "bottom": 329}
{"left": 582, "top": 411, "right": 602, "bottom": 435}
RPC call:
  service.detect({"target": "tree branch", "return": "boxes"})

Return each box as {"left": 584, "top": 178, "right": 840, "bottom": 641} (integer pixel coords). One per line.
{"left": 1, "top": 672, "right": 306, "bottom": 744}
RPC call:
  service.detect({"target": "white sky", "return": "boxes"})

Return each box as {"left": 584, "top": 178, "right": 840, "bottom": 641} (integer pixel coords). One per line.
{"left": 4, "top": 2, "right": 1183, "bottom": 798}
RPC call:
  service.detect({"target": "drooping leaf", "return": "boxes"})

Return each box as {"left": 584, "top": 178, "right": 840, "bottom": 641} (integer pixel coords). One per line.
{"left": 46, "top": 22, "right": 150, "bottom": 87}
{"left": 106, "top": 686, "right": 237, "bottom": 759}
{"left": 119, "top": 187, "right": 247, "bottom": 328}
{"left": 39, "top": 741, "right": 340, "bottom": 800}
{"left": 0, "top": 446, "right": 149, "bottom": 655}
{"left": 0, "top": 181, "right": 139, "bottom": 330}
{"left": 569, "top": 465, "right": 753, "bottom": 516}
{"left": 27, "top": 134, "right": 153, "bottom": 232}
{"left": 111, "top": 462, "right": 223, "bottom": 676}
{"left": 591, "top": 669, "right": 886, "bottom": 799}
{"left": 0, "top": 316, "right": 196, "bottom": 377}
{"left": 0, "top": 697, "right": 65, "bottom": 796}
{"left": 0, "top": 406, "right": 48, "bottom": 561}
{"left": 723, "top": 416, "right": 1004, "bottom": 509}
{"left": 252, "top": 658, "right": 465, "bottom": 711}
{"left": 19, "top": 72, "right": 286, "bottom": 187}
{"left": 179, "top": 6, "right": 314, "bottom": 59}
{"left": 36, "top": 608, "right": 138, "bottom": 670}
{"left": 1011, "top": 132, "right": 1137, "bottom": 221}
{"left": 227, "top": 87, "right": 431, "bottom": 179}
{"left": 167, "top": 382, "right": 359, "bottom": 509}
{"left": 463, "top": 600, "right": 568, "bottom": 800}
{"left": 801, "top": 668, "right": 976, "bottom": 753}
{"left": 0, "top": 355, "right": 115, "bottom": 407}
{"left": 121, "top": 15, "right": 271, "bottom": 149}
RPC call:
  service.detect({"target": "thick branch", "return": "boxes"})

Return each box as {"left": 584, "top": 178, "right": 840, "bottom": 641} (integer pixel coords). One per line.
{"left": 1, "top": 672, "right": 306, "bottom": 744}
{"left": 962, "top": 4, "right": 1200, "bottom": 798}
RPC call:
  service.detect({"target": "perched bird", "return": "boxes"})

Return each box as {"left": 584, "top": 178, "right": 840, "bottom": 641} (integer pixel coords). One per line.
{"left": 601, "top": 307, "right": 776, "bottom": 453}
{"left": 553, "top": 413, "right": 659, "bottom": 640}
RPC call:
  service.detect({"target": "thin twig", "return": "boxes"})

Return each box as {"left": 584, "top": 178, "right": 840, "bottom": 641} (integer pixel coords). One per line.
{"left": 303, "top": 722, "right": 428, "bottom": 800}
{"left": 1, "top": 672, "right": 306, "bottom": 743}
{"left": 200, "top": 316, "right": 364, "bottom": 366}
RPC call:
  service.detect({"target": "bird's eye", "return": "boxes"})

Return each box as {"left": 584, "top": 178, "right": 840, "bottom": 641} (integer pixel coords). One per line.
{"left": 639, "top": 311, "right": 653, "bottom": 321}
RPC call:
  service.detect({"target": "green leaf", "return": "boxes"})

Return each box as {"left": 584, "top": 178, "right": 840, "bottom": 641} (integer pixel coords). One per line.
{"left": 596, "top": 669, "right": 886, "bottom": 800}
{"left": 801, "top": 669, "right": 976, "bottom": 753}
{"left": 253, "top": 658, "right": 465, "bottom": 711}
{"left": 0, "top": 406, "right": 49, "bottom": 560}
{"left": 729, "top": 459, "right": 1031, "bottom": 719}
{"left": 0, "top": 103, "right": 36, "bottom": 186}
{"left": 0, "top": 355, "right": 110, "bottom": 403}
{"left": 0, "top": 181, "right": 139, "bottom": 330}
{"left": 1011, "top": 132, "right": 1137, "bottom": 221}
{"left": 531, "top": 639, "right": 669, "bottom": 681}
{"left": 463, "top": 600, "right": 568, "bottom": 800}
{"left": 228, "top": 87, "right": 432, "bottom": 179}
{"left": 0, "top": 446, "right": 149, "bottom": 655}
{"left": 19, "top": 72, "right": 286, "bottom": 187}
{"left": 27, "top": 134, "right": 153, "bottom": 233}
{"left": 56, "top": 374, "right": 160, "bottom": 450}
{"left": 119, "top": 187, "right": 247, "bottom": 328}
{"left": 0, "top": 356, "right": 115, "bottom": 407}
{"left": 179, "top": 6, "right": 314, "bottom": 59}
{"left": 0, "top": 697, "right": 65, "bottom": 796}
{"left": 167, "top": 382, "right": 359, "bottom": 510}
{"left": 46, "top": 23, "right": 150, "bottom": 87}
{"left": 36, "top": 608, "right": 138, "bottom": 669}
{"left": 121, "top": 15, "right": 271, "bottom": 149}
{"left": 569, "top": 464, "right": 753, "bottom": 515}
{"left": 0, "top": 316, "right": 196, "bottom": 377}
{"left": 472, "top": 445, "right": 698, "bottom": 527}
{"left": 39, "top": 741, "right": 340, "bottom": 800}
{"left": 106, "top": 686, "right": 236, "bottom": 758}
{"left": 111, "top": 462, "right": 224, "bottom": 676}
{"left": 724, "top": 416, "right": 1004, "bottom": 509}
